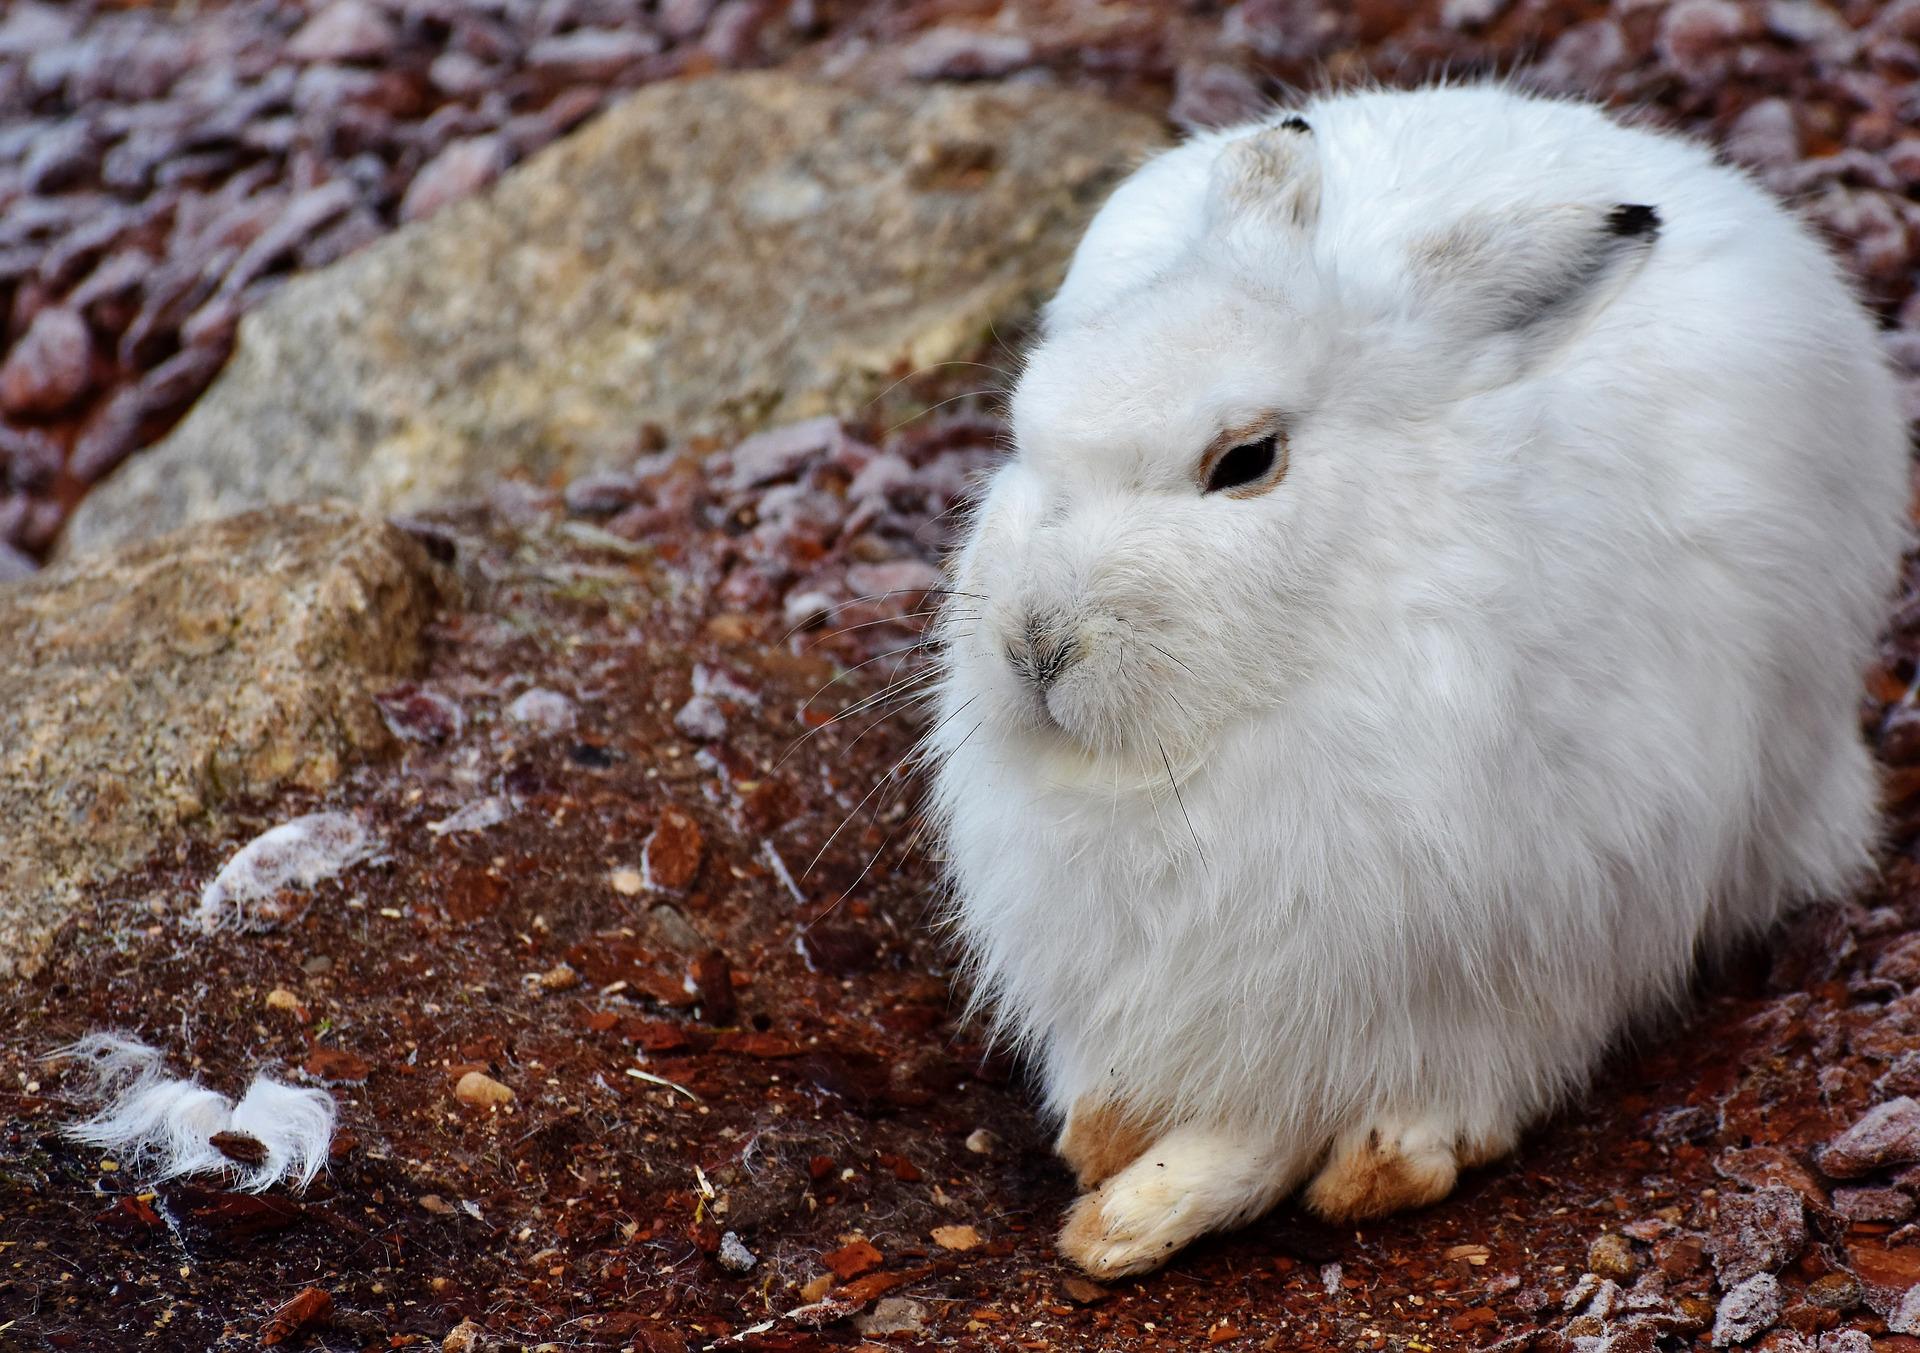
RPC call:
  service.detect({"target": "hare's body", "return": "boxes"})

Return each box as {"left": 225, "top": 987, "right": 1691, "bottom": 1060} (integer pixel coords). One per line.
{"left": 927, "top": 86, "right": 1907, "bottom": 1277}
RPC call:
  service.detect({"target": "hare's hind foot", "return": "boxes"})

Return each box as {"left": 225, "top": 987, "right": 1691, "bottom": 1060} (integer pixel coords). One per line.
{"left": 1303, "top": 1119, "right": 1515, "bottom": 1222}
{"left": 1058, "top": 1123, "right": 1311, "bottom": 1279}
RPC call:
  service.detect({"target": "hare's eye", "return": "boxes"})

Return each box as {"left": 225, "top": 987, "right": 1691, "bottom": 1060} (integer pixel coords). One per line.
{"left": 1204, "top": 435, "right": 1281, "bottom": 495}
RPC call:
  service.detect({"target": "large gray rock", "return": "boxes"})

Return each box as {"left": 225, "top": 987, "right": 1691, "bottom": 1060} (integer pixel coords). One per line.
{"left": 63, "top": 73, "right": 1166, "bottom": 555}
{"left": 0, "top": 502, "right": 443, "bottom": 976}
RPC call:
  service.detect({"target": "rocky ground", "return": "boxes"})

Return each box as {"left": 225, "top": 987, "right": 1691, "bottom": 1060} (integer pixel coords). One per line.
{"left": 10, "top": 390, "right": 1920, "bottom": 1353}
{"left": 8, "top": 1, "right": 1920, "bottom": 1351}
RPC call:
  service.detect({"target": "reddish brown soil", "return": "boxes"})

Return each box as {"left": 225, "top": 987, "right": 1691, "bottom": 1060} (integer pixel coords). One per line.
{"left": 5, "top": 382, "right": 1920, "bottom": 1352}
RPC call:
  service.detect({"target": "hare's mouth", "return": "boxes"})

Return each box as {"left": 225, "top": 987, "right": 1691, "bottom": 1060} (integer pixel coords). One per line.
{"left": 1027, "top": 728, "right": 1203, "bottom": 797}
{"left": 1007, "top": 691, "right": 1210, "bottom": 797}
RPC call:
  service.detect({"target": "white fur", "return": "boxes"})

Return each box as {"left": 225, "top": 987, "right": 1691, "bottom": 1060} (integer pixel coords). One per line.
{"left": 927, "top": 86, "right": 1907, "bottom": 1261}
{"left": 55, "top": 1033, "right": 336, "bottom": 1191}
{"left": 193, "top": 811, "right": 373, "bottom": 931}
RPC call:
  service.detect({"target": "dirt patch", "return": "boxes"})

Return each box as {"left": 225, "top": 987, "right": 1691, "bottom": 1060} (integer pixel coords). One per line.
{"left": 4, "top": 381, "right": 1920, "bottom": 1351}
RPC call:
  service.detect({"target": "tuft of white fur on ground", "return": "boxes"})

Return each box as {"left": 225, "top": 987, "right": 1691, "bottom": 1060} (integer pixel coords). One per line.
{"left": 427, "top": 794, "right": 512, "bottom": 837}
{"left": 193, "top": 811, "right": 374, "bottom": 931}
{"left": 53, "top": 1033, "right": 335, "bottom": 1192}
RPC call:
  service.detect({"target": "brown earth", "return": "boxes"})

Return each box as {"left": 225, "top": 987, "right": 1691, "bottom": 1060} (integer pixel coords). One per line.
{"left": 6, "top": 377, "right": 1920, "bottom": 1352}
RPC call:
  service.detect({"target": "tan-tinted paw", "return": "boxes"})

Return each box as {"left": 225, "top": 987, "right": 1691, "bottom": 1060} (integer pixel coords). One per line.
{"left": 1057, "top": 1162, "right": 1205, "bottom": 1279}
{"left": 1057, "top": 1098, "right": 1155, "bottom": 1189}
{"left": 1058, "top": 1123, "right": 1303, "bottom": 1279}
{"left": 1303, "top": 1122, "right": 1459, "bottom": 1222}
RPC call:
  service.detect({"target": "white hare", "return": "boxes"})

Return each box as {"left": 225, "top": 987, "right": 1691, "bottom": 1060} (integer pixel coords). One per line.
{"left": 925, "top": 84, "right": 1908, "bottom": 1279}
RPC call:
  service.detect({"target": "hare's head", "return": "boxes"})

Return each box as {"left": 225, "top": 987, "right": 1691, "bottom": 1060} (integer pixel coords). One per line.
{"left": 938, "top": 117, "right": 1660, "bottom": 776}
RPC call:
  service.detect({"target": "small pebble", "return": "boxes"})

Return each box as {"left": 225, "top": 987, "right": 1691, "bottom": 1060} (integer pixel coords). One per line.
{"left": 1831, "top": 1184, "right": 1915, "bottom": 1222}
{"left": 1588, "top": 1232, "right": 1638, "bottom": 1281}
{"left": 454, "top": 1071, "right": 513, "bottom": 1109}
{"left": 442, "top": 1317, "right": 487, "bottom": 1353}
{"left": 930, "top": 1223, "right": 981, "bottom": 1251}
{"left": 855, "top": 1297, "right": 927, "bottom": 1336}
{"left": 401, "top": 136, "right": 504, "bottom": 223}
{"left": 1706, "top": 1186, "right": 1805, "bottom": 1284}
{"left": 716, "top": 1231, "right": 757, "bottom": 1273}
{"left": 964, "top": 1128, "right": 997, "bottom": 1155}
{"left": 0, "top": 305, "right": 92, "bottom": 415}
{"left": 287, "top": 0, "right": 397, "bottom": 62}
{"left": 1820, "top": 1097, "right": 1920, "bottom": 1177}
{"left": 1804, "top": 1272, "right": 1862, "bottom": 1310}
{"left": 507, "top": 687, "right": 577, "bottom": 736}
{"left": 898, "top": 26, "right": 1034, "bottom": 79}
{"left": 674, "top": 694, "right": 727, "bottom": 740}
{"left": 1713, "top": 1273, "right": 1784, "bottom": 1347}
{"left": 821, "top": 1238, "right": 882, "bottom": 1280}
{"left": 1892, "top": 1284, "right": 1920, "bottom": 1335}
{"left": 264, "top": 987, "right": 304, "bottom": 1015}
{"left": 375, "top": 684, "right": 464, "bottom": 743}
{"left": 526, "top": 28, "right": 662, "bottom": 82}
{"left": 644, "top": 805, "right": 704, "bottom": 891}
{"left": 609, "top": 868, "right": 643, "bottom": 896}
{"left": 1062, "top": 1276, "right": 1111, "bottom": 1305}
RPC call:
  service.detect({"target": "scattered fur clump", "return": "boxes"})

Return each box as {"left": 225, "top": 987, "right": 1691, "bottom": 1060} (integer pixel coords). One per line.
{"left": 54, "top": 1033, "right": 335, "bottom": 1192}
{"left": 192, "top": 811, "right": 374, "bottom": 931}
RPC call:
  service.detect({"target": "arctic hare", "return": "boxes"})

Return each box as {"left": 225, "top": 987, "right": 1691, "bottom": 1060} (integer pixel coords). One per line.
{"left": 925, "top": 85, "right": 1908, "bottom": 1278}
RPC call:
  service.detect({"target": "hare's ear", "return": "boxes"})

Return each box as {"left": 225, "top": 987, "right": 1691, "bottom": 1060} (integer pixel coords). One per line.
{"left": 1411, "top": 202, "right": 1659, "bottom": 356}
{"left": 1205, "top": 117, "right": 1321, "bottom": 237}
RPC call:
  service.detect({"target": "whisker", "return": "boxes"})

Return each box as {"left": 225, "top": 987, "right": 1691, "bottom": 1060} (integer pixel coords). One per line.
{"left": 828, "top": 629, "right": 973, "bottom": 759}
{"left": 883, "top": 389, "right": 1007, "bottom": 438}
{"left": 1157, "top": 735, "right": 1207, "bottom": 872}
{"left": 1147, "top": 641, "right": 1198, "bottom": 681}
{"left": 842, "top": 683, "right": 951, "bottom": 758}
{"left": 804, "top": 697, "right": 979, "bottom": 879}
{"left": 778, "top": 587, "right": 986, "bottom": 644}
{"left": 799, "top": 638, "right": 943, "bottom": 713}
{"left": 807, "top": 713, "right": 983, "bottom": 922}
{"left": 913, "top": 497, "right": 985, "bottom": 547}
{"left": 773, "top": 669, "right": 942, "bottom": 768}
{"left": 861, "top": 360, "right": 1015, "bottom": 413}
{"left": 882, "top": 628, "right": 969, "bottom": 691}
{"left": 802, "top": 609, "right": 968, "bottom": 650}
{"left": 817, "top": 762, "right": 924, "bottom": 919}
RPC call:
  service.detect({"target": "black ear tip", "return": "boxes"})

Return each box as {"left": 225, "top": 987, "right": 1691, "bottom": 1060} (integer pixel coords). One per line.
{"left": 1606, "top": 203, "right": 1661, "bottom": 238}
{"left": 1278, "top": 115, "right": 1312, "bottom": 134}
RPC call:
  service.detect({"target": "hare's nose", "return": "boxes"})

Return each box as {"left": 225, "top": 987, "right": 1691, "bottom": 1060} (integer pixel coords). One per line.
{"left": 1011, "top": 614, "right": 1082, "bottom": 691}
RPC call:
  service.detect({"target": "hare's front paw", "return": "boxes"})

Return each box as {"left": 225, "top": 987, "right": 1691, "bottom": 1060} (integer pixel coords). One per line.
{"left": 1056, "top": 1097, "right": 1156, "bottom": 1189}
{"left": 1303, "top": 1119, "right": 1513, "bottom": 1221}
{"left": 1057, "top": 1124, "right": 1305, "bottom": 1279}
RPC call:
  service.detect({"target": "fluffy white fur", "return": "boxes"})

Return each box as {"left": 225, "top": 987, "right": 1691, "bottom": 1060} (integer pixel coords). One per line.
{"left": 56, "top": 1033, "right": 336, "bottom": 1192}
{"left": 926, "top": 85, "right": 1908, "bottom": 1275}
{"left": 193, "top": 811, "right": 373, "bottom": 931}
